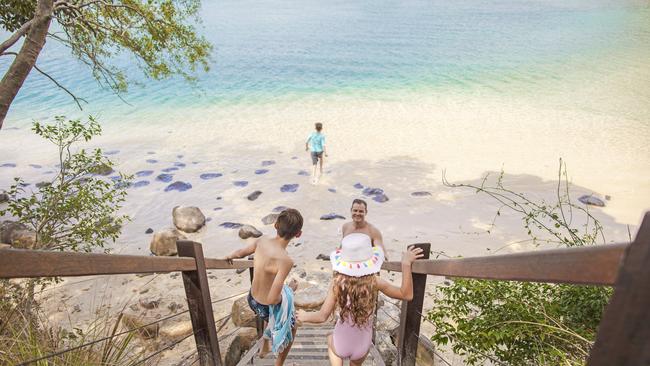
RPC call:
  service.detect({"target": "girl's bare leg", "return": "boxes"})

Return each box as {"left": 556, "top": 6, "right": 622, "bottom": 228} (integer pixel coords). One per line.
{"left": 327, "top": 334, "right": 344, "bottom": 366}
{"left": 350, "top": 351, "right": 370, "bottom": 366}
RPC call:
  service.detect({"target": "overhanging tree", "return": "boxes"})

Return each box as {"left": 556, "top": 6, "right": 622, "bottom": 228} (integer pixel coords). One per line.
{"left": 0, "top": 0, "right": 212, "bottom": 129}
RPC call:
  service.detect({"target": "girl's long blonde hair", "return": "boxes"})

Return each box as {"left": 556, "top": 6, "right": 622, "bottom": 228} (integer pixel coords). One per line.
{"left": 333, "top": 272, "right": 377, "bottom": 327}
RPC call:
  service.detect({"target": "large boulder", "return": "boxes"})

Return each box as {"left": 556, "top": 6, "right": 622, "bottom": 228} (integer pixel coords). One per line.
{"left": 149, "top": 228, "right": 187, "bottom": 256}
{"left": 238, "top": 225, "right": 262, "bottom": 239}
{"left": 172, "top": 206, "right": 205, "bottom": 233}
{"left": 261, "top": 213, "right": 279, "bottom": 225}
{"left": 376, "top": 302, "right": 401, "bottom": 332}
{"left": 122, "top": 314, "right": 159, "bottom": 339}
{"left": 294, "top": 286, "right": 327, "bottom": 310}
{"left": 0, "top": 191, "right": 9, "bottom": 203}
{"left": 376, "top": 331, "right": 398, "bottom": 366}
{"left": 225, "top": 328, "right": 258, "bottom": 366}
{"left": 160, "top": 320, "right": 193, "bottom": 339}
{"left": 231, "top": 297, "right": 257, "bottom": 327}
{"left": 0, "top": 221, "right": 36, "bottom": 248}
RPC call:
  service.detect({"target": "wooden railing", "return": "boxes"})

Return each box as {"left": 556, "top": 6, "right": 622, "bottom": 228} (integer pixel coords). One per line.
{"left": 1, "top": 212, "right": 648, "bottom": 366}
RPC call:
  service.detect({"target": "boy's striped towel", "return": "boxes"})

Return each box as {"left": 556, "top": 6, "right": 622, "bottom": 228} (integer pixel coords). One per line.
{"left": 264, "top": 284, "right": 295, "bottom": 354}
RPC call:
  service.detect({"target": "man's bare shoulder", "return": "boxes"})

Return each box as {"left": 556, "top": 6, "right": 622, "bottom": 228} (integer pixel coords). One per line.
{"left": 341, "top": 221, "right": 353, "bottom": 234}
{"left": 367, "top": 222, "right": 383, "bottom": 236}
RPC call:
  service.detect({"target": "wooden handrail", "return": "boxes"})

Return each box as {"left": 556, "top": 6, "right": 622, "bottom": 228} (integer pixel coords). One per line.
{"left": 0, "top": 249, "right": 253, "bottom": 279}
{"left": 381, "top": 242, "right": 627, "bottom": 285}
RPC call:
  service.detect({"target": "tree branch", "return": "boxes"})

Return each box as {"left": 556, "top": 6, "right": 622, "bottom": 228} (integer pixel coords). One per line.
{"left": 0, "top": 20, "right": 33, "bottom": 55}
{"left": 33, "top": 64, "right": 87, "bottom": 110}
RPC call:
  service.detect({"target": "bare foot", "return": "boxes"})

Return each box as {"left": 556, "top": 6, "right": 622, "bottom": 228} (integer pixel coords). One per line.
{"left": 258, "top": 338, "right": 271, "bottom": 358}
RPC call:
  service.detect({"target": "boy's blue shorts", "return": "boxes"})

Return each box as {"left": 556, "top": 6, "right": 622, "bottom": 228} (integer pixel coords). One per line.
{"left": 247, "top": 291, "right": 270, "bottom": 321}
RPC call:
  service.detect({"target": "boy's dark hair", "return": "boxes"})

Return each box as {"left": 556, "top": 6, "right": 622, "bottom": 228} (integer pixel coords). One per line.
{"left": 315, "top": 122, "right": 323, "bottom": 131}
{"left": 351, "top": 198, "right": 368, "bottom": 212}
{"left": 276, "top": 208, "right": 303, "bottom": 240}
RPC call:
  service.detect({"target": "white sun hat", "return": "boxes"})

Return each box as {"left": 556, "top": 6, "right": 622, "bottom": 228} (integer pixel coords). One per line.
{"left": 330, "top": 233, "right": 385, "bottom": 277}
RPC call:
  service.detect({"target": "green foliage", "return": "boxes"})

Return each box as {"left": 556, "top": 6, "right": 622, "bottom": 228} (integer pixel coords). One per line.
{"left": 0, "top": 116, "right": 130, "bottom": 252}
{"left": 2, "top": 0, "right": 212, "bottom": 94}
{"left": 429, "top": 160, "right": 613, "bottom": 365}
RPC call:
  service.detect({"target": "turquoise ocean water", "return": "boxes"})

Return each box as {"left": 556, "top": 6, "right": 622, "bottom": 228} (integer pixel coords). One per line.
{"left": 1, "top": 0, "right": 649, "bottom": 126}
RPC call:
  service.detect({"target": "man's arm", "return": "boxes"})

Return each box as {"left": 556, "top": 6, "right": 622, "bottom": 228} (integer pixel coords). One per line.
{"left": 267, "top": 258, "right": 293, "bottom": 305}
{"left": 371, "top": 225, "right": 388, "bottom": 260}
{"left": 224, "top": 241, "right": 257, "bottom": 263}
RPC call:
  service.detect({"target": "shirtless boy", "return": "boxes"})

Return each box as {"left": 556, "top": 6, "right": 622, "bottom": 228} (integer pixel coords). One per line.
{"left": 341, "top": 198, "right": 388, "bottom": 259}
{"left": 224, "top": 208, "right": 303, "bottom": 365}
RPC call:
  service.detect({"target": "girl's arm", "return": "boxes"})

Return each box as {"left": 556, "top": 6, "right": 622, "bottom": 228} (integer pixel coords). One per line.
{"left": 376, "top": 246, "right": 424, "bottom": 301}
{"left": 297, "top": 283, "right": 336, "bottom": 324}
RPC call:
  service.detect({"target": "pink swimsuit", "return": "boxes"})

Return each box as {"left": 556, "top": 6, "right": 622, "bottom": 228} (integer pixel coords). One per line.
{"left": 332, "top": 315, "right": 373, "bottom": 360}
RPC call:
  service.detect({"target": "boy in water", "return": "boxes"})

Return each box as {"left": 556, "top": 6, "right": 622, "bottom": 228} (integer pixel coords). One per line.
{"left": 305, "top": 122, "right": 327, "bottom": 184}
{"left": 224, "top": 208, "right": 303, "bottom": 365}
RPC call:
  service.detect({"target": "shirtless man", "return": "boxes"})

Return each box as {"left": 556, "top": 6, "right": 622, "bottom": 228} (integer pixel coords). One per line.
{"left": 341, "top": 198, "right": 388, "bottom": 259}
{"left": 224, "top": 209, "right": 303, "bottom": 365}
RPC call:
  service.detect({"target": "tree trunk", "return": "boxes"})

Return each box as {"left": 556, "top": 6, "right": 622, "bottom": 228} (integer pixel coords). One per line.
{"left": 0, "top": 0, "right": 53, "bottom": 130}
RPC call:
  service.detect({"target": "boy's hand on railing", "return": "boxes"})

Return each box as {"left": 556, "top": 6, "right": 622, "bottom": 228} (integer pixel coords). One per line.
{"left": 401, "top": 246, "right": 425, "bottom": 266}
{"left": 223, "top": 255, "right": 234, "bottom": 265}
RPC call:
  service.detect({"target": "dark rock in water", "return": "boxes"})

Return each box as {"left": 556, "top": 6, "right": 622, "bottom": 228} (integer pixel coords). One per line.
{"left": 280, "top": 184, "right": 299, "bottom": 193}
{"left": 147, "top": 151, "right": 156, "bottom": 155}
{"left": 109, "top": 175, "right": 122, "bottom": 182}
{"left": 353, "top": 183, "right": 364, "bottom": 189}
{"left": 43, "top": 170, "right": 54, "bottom": 174}
{"left": 145, "top": 228, "right": 154, "bottom": 234}
{"left": 146, "top": 159, "right": 158, "bottom": 164}
{"left": 0, "top": 192, "right": 9, "bottom": 203}
{"left": 133, "top": 180, "right": 150, "bottom": 188}
{"left": 213, "top": 207, "right": 223, "bottom": 211}
{"left": 233, "top": 181, "right": 249, "bottom": 187}
{"left": 164, "top": 181, "right": 192, "bottom": 192}
{"left": 162, "top": 167, "right": 179, "bottom": 172}
{"left": 29, "top": 164, "right": 42, "bottom": 169}
{"left": 1, "top": 163, "right": 16, "bottom": 168}
{"left": 373, "top": 194, "right": 389, "bottom": 203}
{"left": 177, "top": 155, "right": 184, "bottom": 159}
{"left": 294, "top": 242, "right": 302, "bottom": 247}
{"left": 174, "top": 162, "right": 186, "bottom": 168}
{"left": 363, "top": 187, "right": 384, "bottom": 196}
{"left": 216, "top": 196, "right": 222, "bottom": 200}
{"left": 235, "top": 268, "right": 247, "bottom": 274}
{"left": 316, "top": 254, "right": 330, "bottom": 261}
{"left": 35, "top": 181, "right": 50, "bottom": 188}
{"left": 156, "top": 174, "right": 173, "bottom": 183}
{"left": 261, "top": 213, "right": 279, "bottom": 225}
{"left": 192, "top": 161, "right": 199, "bottom": 165}
{"left": 247, "top": 190, "right": 262, "bottom": 201}
{"left": 206, "top": 217, "right": 212, "bottom": 222}
{"left": 261, "top": 160, "right": 276, "bottom": 166}
{"left": 104, "top": 150, "right": 120, "bottom": 155}
{"left": 320, "top": 213, "right": 346, "bottom": 220}
{"left": 136, "top": 170, "right": 154, "bottom": 177}
{"left": 578, "top": 195, "right": 605, "bottom": 207}
{"left": 328, "top": 188, "right": 336, "bottom": 193}
{"left": 239, "top": 224, "right": 262, "bottom": 239}
{"left": 18, "top": 182, "right": 30, "bottom": 187}
{"left": 200, "top": 173, "right": 223, "bottom": 180}
{"left": 272, "top": 206, "right": 288, "bottom": 212}
{"left": 291, "top": 156, "right": 298, "bottom": 160}
{"left": 255, "top": 169, "right": 269, "bottom": 175}
{"left": 297, "top": 170, "right": 309, "bottom": 176}
{"left": 220, "top": 222, "right": 243, "bottom": 229}
{"left": 411, "top": 191, "right": 432, "bottom": 197}
{"left": 90, "top": 163, "right": 113, "bottom": 176}
{"left": 114, "top": 180, "right": 131, "bottom": 189}
{"left": 605, "top": 195, "right": 611, "bottom": 201}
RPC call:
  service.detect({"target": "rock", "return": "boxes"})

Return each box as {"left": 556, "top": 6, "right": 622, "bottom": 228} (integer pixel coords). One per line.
{"left": 238, "top": 225, "right": 262, "bottom": 239}
{"left": 235, "top": 268, "right": 247, "bottom": 274}
{"left": 363, "top": 187, "right": 384, "bottom": 196}
{"left": 0, "top": 192, "right": 9, "bottom": 203}
{"left": 149, "top": 228, "right": 187, "bottom": 256}
{"left": 416, "top": 335, "right": 437, "bottom": 366}
{"left": 220, "top": 222, "right": 243, "bottom": 229}
{"left": 261, "top": 160, "right": 275, "bottom": 166}
{"left": 255, "top": 169, "right": 269, "bottom": 175}
{"left": 90, "top": 163, "right": 113, "bottom": 176}
{"left": 233, "top": 181, "right": 248, "bottom": 187}
{"left": 280, "top": 184, "right": 299, "bottom": 193}
{"left": 104, "top": 150, "right": 120, "bottom": 155}
{"left": 173, "top": 206, "right": 206, "bottom": 232}
{"left": 162, "top": 167, "right": 179, "bottom": 172}
{"left": 247, "top": 190, "right": 262, "bottom": 201}
{"left": 320, "top": 213, "right": 345, "bottom": 220}
{"left": 200, "top": 173, "right": 223, "bottom": 180}
{"left": 138, "top": 297, "right": 161, "bottom": 310}
{"left": 174, "top": 162, "right": 186, "bottom": 168}
{"left": 294, "top": 286, "right": 327, "bottom": 310}
{"left": 0, "top": 163, "right": 16, "bottom": 168}
{"left": 261, "top": 213, "right": 279, "bottom": 225}
{"left": 291, "top": 156, "right": 298, "bottom": 159}
{"left": 0, "top": 243, "right": 11, "bottom": 250}
{"left": 167, "top": 302, "right": 183, "bottom": 313}
{"left": 145, "top": 228, "right": 154, "bottom": 234}
{"left": 297, "top": 170, "right": 309, "bottom": 176}
{"left": 132, "top": 180, "right": 150, "bottom": 188}
{"left": 156, "top": 173, "right": 173, "bottom": 183}
{"left": 377, "top": 303, "right": 400, "bottom": 332}
{"left": 122, "top": 314, "right": 159, "bottom": 339}
{"left": 29, "top": 164, "right": 42, "bottom": 169}
{"left": 35, "top": 181, "right": 50, "bottom": 189}
{"left": 578, "top": 195, "right": 605, "bottom": 207}
{"left": 353, "top": 183, "right": 364, "bottom": 189}
{"left": 231, "top": 297, "right": 257, "bottom": 327}
{"left": 146, "top": 159, "right": 158, "bottom": 164}
{"left": 177, "top": 155, "right": 184, "bottom": 159}
{"left": 373, "top": 194, "right": 389, "bottom": 203}
{"left": 135, "top": 170, "right": 154, "bottom": 177}
{"left": 272, "top": 206, "right": 288, "bottom": 212}
{"left": 411, "top": 191, "right": 432, "bottom": 197}
{"left": 165, "top": 181, "right": 192, "bottom": 192}
{"left": 160, "top": 320, "right": 193, "bottom": 339}
{"left": 213, "top": 207, "right": 223, "bottom": 211}
{"left": 605, "top": 195, "right": 611, "bottom": 201}
{"left": 376, "top": 331, "right": 398, "bottom": 366}
{"left": 316, "top": 253, "right": 330, "bottom": 261}
{"left": 0, "top": 221, "right": 36, "bottom": 248}
{"left": 225, "top": 328, "right": 258, "bottom": 366}
{"left": 328, "top": 188, "right": 336, "bottom": 193}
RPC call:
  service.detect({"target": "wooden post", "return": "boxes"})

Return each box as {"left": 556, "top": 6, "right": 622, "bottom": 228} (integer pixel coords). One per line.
{"left": 397, "top": 243, "right": 431, "bottom": 366}
{"left": 178, "top": 240, "right": 221, "bottom": 366}
{"left": 248, "top": 255, "right": 265, "bottom": 338}
{"left": 587, "top": 212, "right": 650, "bottom": 366}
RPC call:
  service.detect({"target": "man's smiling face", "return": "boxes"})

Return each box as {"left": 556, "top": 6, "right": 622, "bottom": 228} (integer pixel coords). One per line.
{"left": 351, "top": 202, "right": 367, "bottom": 223}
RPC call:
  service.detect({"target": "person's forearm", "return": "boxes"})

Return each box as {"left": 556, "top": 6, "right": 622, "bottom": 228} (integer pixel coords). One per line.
{"left": 400, "top": 262, "right": 414, "bottom": 300}
{"left": 301, "top": 310, "right": 327, "bottom": 323}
